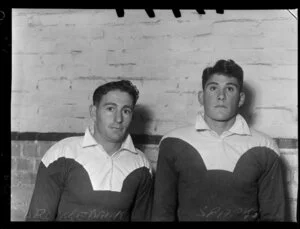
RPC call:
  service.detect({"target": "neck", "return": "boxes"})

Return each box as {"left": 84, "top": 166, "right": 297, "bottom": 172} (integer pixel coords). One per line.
{"left": 204, "top": 115, "right": 237, "bottom": 136}
{"left": 93, "top": 131, "right": 122, "bottom": 156}
{"left": 103, "top": 142, "right": 122, "bottom": 156}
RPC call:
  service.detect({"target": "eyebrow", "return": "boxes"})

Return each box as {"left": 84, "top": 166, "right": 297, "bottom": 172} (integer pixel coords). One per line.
{"left": 206, "top": 82, "right": 239, "bottom": 88}
{"left": 103, "top": 103, "right": 133, "bottom": 109}
{"left": 226, "top": 82, "right": 239, "bottom": 88}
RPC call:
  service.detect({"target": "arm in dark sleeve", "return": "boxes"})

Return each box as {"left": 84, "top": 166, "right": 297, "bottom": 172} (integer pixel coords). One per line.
{"left": 258, "top": 152, "right": 286, "bottom": 221}
{"left": 152, "top": 138, "right": 179, "bottom": 221}
{"left": 130, "top": 167, "right": 154, "bottom": 221}
{"left": 26, "top": 158, "right": 65, "bottom": 221}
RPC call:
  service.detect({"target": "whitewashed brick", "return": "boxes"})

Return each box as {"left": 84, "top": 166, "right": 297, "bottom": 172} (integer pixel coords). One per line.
{"left": 12, "top": 14, "right": 29, "bottom": 27}
{"left": 12, "top": 63, "right": 24, "bottom": 89}
{"left": 13, "top": 8, "right": 80, "bottom": 15}
{"left": 13, "top": 69, "right": 42, "bottom": 92}
{"left": 212, "top": 48, "right": 297, "bottom": 65}
{"left": 243, "top": 65, "right": 297, "bottom": 82}
{"left": 18, "top": 117, "right": 80, "bottom": 133}
{"left": 22, "top": 90, "right": 89, "bottom": 107}
{"left": 123, "top": 35, "right": 169, "bottom": 51}
{"left": 91, "top": 10, "right": 122, "bottom": 25}
{"left": 36, "top": 78, "right": 71, "bottom": 92}
{"left": 40, "top": 26, "right": 104, "bottom": 40}
{"left": 11, "top": 118, "right": 21, "bottom": 132}
{"left": 22, "top": 62, "right": 56, "bottom": 79}
{"left": 230, "top": 33, "right": 297, "bottom": 50}
{"left": 54, "top": 38, "right": 92, "bottom": 54}
{"left": 27, "top": 15, "right": 43, "bottom": 27}
{"left": 251, "top": 108, "right": 297, "bottom": 138}
{"left": 54, "top": 10, "right": 97, "bottom": 25}
{"left": 212, "top": 20, "right": 262, "bottom": 36}
{"left": 289, "top": 199, "right": 298, "bottom": 222}
{"left": 40, "top": 53, "right": 73, "bottom": 66}
{"left": 254, "top": 106, "right": 296, "bottom": 124}
{"left": 40, "top": 26, "right": 89, "bottom": 41}
{"left": 113, "top": 20, "right": 212, "bottom": 39}
{"left": 203, "top": 10, "right": 291, "bottom": 21}
{"left": 254, "top": 124, "right": 297, "bottom": 140}
{"left": 287, "top": 183, "right": 298, "bottom": 200}
{"left": 11, "top": 92, "right": 29, "bottom": 106}
{"left": 12, "top": 27, "right": 29, "bottom": 51}
{"left": 25, "top": 38, "right": 57, "bottom": 53}
{"left": 89, "top": 65, "right": 119, "bottom": 78}
{"left": 281, "top": 154, "right": 298, "bottom": 169}
{"left": 293, "top": 170, "right": 298, "bottom": 184}
{"left": 38, "top": 14, "right": 62, "bottom": 26}
{"left": 91, "top": 36, "right": 125, "bottom": 50}
{"left": 280, "top": 149, "right": 298, "bottom": 154}
{"left": 37, "top": 104, "right": 89, "bottom": 119}
{"left": 258, "top": 19, "right": 297, "bottom": 35}
{"left": 61, "top": 117, "right": 90, "bottom": 132}
{"left": 71, "top": 78, "right": 106, "bottom": 92}
{"left": 11, "top": 104, "right": 39, "bottom": 119}
{"left": 12, "top": 9, "right": 297, "bottom": 140}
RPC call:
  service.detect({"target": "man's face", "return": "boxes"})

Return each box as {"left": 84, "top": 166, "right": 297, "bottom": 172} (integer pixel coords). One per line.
{"left": 90, "top": 90, "right": 134, "bottom": 144}
{"left": 199, "top": 73, "right": 245, "bottom": 122}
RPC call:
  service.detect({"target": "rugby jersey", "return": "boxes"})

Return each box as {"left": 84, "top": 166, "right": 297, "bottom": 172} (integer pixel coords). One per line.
{"left": 152, "top": 113, "right": 285, "bottom": 221}
{"left": 26, "top": 127, "right": 153, "bottom": 221}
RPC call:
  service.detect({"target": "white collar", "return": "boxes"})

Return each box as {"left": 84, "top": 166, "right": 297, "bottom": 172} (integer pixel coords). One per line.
{"left": 195, "top": 112, "right": 251, "bottom": 136}
{"left": 81, "top": 126, "right": 138, "bottom": 154}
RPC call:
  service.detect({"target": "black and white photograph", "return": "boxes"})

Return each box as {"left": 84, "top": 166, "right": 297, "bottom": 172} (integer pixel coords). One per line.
{"left": 9, "top": 8, "right": 298, "bottom": 222}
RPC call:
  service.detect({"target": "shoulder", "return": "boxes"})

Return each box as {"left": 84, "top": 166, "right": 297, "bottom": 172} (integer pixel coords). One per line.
{"left": 161, "top": 125, "right": 195, "bottom": 143}
{"left": 135, "top": 148, "right": 151, "bottom": 167}
{"left": 158, "top": 125, "right": 197, "bottom": 158}
{"left": 248, "top": 128, "right": 280, "bottom": 155}
{"left": 41, "top": 136, "right": 83, "bottom": 167}
{"left": 129, "top": 148, "right": 153, "bottom": 175}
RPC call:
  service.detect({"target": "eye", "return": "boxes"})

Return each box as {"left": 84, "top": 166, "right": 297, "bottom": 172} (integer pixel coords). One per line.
{"left": 226, "top": 86, "right": 235, "bottom": 92}
{"left": 208, "top": 86, "right": 217, "bottom": 91}
{"left": 123, "top": 108, "right": 132, "bottom": 115}
{"left": 106, "top": 106, "right": 115, "bottom": 112}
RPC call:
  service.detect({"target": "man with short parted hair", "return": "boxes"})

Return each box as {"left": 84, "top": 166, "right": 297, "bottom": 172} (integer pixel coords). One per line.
{"left": 152, "top": 59, "right": 285, "bottom": 221}
{"left": 26, "top": 80, "right": 153, "bottom": 221}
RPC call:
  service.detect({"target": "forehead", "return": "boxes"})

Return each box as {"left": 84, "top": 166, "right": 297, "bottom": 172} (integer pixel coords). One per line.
{"left": 206, "top": 73, "right": 239, "bottom": 86}
{"left": 100, "top": 90, "right": 134, "bottom": 106}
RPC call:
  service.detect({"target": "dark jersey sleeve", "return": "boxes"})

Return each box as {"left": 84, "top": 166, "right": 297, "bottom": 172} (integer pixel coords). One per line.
{"left": 130, "top": 167, "right": 154, "bottom": 221}
{"left": 26, "top": 158, "right": 66, "bottom": 221}
{"left": 257, "top": 151, "right": 286, "bottom": 221}
{"left": 152, "top": 138, "right": 179, "bottom": 221}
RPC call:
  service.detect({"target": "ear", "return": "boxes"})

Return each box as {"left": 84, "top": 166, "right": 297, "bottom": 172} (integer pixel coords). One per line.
{"left": 238, "top": 92, "right": 245, "bottom": 107}
{"left": 198, "top": 91, "right": 204, "bottom": 106}
{"left": 89, "top": 105, "right": 97, "bottom": 122}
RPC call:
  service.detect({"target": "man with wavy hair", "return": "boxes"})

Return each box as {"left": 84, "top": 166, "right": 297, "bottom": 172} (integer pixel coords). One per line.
{"left": 26, "top": 80, "right": 153, "bottom": 221}
{"left": 152, "top": 59, "right": 285, "bottom": 221}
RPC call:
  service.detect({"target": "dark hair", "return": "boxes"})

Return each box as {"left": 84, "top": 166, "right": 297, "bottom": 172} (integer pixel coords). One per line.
{"left": 202, "top": 59, "right": 244, "bottom": 91}
{"left": 93, "top": 80, "right": 139, "bottom": 106}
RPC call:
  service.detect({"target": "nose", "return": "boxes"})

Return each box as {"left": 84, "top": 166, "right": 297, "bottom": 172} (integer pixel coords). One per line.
{"left": 217, "top": 89, "right": 226, "bottom": 100}
{"left": 115, "top": 110, "right": 123, "bottom": 123}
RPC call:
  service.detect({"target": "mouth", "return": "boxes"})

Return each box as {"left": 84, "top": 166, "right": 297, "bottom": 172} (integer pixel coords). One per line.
{"left": 215, "top": 105, "right": 227, "bottom": 108}
{"left": 111, "top": 126, "right": 123, "bottom": 130}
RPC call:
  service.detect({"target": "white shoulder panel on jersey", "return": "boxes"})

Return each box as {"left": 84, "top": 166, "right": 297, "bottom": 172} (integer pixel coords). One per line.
{"left": 41, "top": 137, "right": 150, "bottom": 192}
{"left": 161, "top": 125, "right": 279, "bottom": 172}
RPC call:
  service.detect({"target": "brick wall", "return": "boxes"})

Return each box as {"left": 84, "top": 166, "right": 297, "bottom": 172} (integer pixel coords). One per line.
{"left": 11, "top": 9, "right": 297, "bottom": 221}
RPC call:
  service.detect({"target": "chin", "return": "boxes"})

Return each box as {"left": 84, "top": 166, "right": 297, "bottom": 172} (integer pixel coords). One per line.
{"left": 109, "top": 134, "right": 126, "bottom": 142}
{"left": 214, "top": 115, "right": 235, "bottom": 122}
